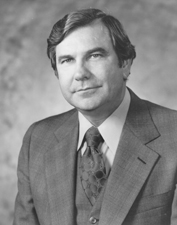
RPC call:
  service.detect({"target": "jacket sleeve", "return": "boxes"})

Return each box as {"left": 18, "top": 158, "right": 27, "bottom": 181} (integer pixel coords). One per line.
{"left": 13, "top": 123, "right": 40, "bottom": 225}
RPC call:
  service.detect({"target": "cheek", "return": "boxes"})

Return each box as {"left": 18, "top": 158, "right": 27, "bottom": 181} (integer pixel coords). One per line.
{"left": 59, "top": 77, "right": 71, "bottom": 97}
{"left": 104, "top": 71, "right": 124, "bottom": 93}
{"left": 58, "top": 67, "right": 74, "bottom": 86}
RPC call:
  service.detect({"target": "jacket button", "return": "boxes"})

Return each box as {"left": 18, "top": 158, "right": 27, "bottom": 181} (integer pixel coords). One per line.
{"left": 89, "top": 217, "right": 97, "bottom": 224}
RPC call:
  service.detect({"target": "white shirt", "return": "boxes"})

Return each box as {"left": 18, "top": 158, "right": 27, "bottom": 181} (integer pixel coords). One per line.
{"left": 77, "top": 88, "right": 131, "bottom": 169}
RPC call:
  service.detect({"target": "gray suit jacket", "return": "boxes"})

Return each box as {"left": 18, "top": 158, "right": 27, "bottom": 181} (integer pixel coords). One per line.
{"left": 13, "top": 90, "right": 177, "bottom": 225}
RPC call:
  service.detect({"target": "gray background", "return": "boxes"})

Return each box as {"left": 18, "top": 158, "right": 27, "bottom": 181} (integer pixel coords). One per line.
{"left": 0, "top": 0, "right": 177, "bottom": 224}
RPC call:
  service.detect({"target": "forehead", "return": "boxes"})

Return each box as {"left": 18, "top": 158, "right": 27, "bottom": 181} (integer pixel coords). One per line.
{"left": 56, "top": 21, "right": 113, "bottom": 54}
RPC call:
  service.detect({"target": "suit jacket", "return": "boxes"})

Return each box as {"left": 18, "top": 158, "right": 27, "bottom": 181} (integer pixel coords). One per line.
{"left": 13, "top": 89, "right": 177, "bottom": 225}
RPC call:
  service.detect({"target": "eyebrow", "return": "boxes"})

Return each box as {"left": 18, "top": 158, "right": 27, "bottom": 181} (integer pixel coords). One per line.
{"left": 86, "top": 47, "right": 108, "bottom": 56}
{"left": 57, "top": 47, "right": 108, "bottom": 63}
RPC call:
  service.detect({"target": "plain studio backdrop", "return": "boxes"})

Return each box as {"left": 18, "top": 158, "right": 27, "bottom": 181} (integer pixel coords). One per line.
{"left": 0, "top": 0, "right": 177, "bottom": 224}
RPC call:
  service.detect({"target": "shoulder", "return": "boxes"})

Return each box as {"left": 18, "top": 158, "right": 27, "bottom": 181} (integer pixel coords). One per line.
{"left": 144, "top": 100, "right": 177, "bottom": 125}
{"left": 129, "top": 88, "right": 177, "bottom": 123}
{"left": 129, "top": 88, "right": 177, "bottom": 135}
{"left": 145, "top": 99, "right": 177, "bottom": 115}
{"left": 24, "top": 108, "right": 78, "bottom": 138}
{"left": 139, "top": 99, "right": 177, "bottom": 139}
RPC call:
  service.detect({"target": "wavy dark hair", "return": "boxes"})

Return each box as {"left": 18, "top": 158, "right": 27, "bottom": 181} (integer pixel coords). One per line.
{"left": 47, "top": 8, "right": 136, "bottom": 77}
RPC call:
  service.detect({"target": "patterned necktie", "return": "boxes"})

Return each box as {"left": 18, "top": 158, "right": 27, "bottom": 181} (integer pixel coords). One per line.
{"left": 80, "top": 126, "right": 107, "bottom": 205}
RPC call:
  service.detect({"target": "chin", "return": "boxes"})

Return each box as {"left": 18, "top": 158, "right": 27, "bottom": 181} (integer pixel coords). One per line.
{"left": 77, "top": 106, "right": 97, "bottom": 112}
{"left": 72, "top": 101, "right": 97, "bottom": 111}
{"left": 70, "top": 97, "right": 103, "bottom": 112}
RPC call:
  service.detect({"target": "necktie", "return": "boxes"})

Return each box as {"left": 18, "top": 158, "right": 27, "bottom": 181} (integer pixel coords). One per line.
{"left": 80, "top": 126, "right": 107, "bottom": 205}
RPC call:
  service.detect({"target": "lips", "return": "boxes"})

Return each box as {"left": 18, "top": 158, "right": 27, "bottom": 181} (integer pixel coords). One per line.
{"left": 76, "top": 86, "right": 100, "bottom": 92}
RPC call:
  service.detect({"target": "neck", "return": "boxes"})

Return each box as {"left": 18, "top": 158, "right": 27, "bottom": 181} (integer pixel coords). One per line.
{"left": 80, "top": 112, "right": 110, "bottom": 127}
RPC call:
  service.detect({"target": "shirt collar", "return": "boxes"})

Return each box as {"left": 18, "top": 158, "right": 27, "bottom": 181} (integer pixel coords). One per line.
{"left": 77, "top": 111, "right": 93, "bottom": 150}
{"left": 77, "top": 88, "right": 131, "bottom": 152}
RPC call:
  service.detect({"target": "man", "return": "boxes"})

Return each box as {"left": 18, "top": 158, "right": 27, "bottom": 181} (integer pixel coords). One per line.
{"left": 13, "top": 8, "right": 177, "bottom": 225}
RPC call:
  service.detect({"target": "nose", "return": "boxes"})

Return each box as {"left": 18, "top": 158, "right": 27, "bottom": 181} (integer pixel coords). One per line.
{"left": 74, "top": 61, "right": 91, "bottom": 81}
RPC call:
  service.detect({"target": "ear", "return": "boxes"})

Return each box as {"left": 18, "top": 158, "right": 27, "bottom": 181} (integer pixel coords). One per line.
{"left": 122, "top": 59, "right": 132, "bottom": 80}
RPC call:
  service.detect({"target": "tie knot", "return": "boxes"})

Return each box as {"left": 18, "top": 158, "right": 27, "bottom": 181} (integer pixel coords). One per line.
{"left": 85, "top": 126, "right": 103, "bottom": 148}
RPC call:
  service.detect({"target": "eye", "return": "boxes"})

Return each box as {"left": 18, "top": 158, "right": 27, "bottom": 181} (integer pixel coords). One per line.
{"left": 60, "top": 58, "right": 73, "bottom": 64}
{"left": 90, "top": 53, "right": 102, "bottom": 59}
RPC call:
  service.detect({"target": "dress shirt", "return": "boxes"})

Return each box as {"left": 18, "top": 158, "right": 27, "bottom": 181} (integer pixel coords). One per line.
{"left": 77, "top": 88, "right": 130, "bottom": 169}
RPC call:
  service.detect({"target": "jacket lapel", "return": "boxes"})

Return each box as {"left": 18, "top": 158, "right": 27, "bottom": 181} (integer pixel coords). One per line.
{"left": 44, "top": 111, "right": 79, "bottom": 225}
{"left": 100, "top": 90, "right": 161, "bottom": 225}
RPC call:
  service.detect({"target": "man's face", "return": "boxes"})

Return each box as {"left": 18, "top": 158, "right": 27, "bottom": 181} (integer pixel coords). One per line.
{"left": 56, "top": 20, "right": 131, "bottom": 116}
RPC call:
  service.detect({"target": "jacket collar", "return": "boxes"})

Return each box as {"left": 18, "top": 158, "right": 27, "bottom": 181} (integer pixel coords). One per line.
{"left": 126, "top": 88, "right": 160, "bottom": 144}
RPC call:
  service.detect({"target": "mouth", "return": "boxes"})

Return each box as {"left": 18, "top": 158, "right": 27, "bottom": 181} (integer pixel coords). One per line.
{"left": 77, "top": 86, "right": 100, "bottom": 92}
